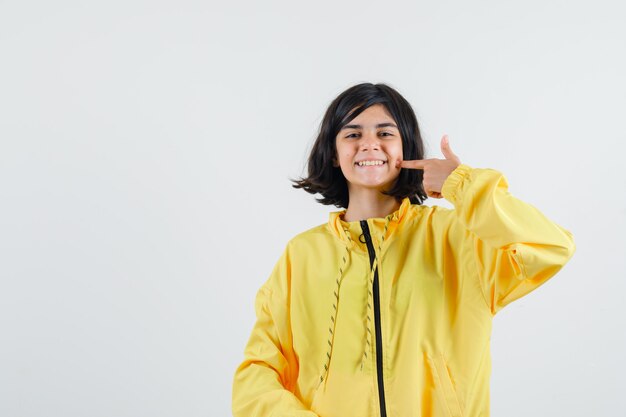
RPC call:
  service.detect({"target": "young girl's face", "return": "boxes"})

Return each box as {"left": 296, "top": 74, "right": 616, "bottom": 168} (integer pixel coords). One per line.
{"left": 333, "top": 104, "right": 403, "bottom": 194}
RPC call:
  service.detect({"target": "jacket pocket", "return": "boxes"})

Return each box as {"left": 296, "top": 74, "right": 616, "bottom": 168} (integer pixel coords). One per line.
{"left": 426, "top": 353, "right": 464, "bottom": 417}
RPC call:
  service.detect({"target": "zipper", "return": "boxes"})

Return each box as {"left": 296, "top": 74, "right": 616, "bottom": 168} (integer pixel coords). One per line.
{"left": 360, "top": 219, "right": 387, "bottom": 417}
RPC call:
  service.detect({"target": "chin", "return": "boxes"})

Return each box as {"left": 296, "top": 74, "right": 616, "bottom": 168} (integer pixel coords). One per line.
{"left": 349, "top": 180, "right": 397, "bottom": 191}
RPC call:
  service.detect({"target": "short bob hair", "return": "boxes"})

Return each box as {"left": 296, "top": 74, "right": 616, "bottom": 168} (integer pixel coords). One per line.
{"left": 291, "top": 82, "right": 427, "bottom": 209}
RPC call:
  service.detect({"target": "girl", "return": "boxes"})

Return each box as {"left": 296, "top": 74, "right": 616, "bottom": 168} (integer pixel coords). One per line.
{"left": 231, "top": 83, "right": 575, "bottom": 417}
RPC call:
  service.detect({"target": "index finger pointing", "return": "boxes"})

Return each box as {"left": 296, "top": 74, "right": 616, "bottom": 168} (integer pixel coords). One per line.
{"left": 399, "top": 159, "right": 427, "bottom": 170}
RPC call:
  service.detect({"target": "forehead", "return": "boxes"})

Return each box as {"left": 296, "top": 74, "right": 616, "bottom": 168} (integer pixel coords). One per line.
{"left": 355, "top": 103, "right": 393, "bottom": 119}
{"left": 341, "top": 104, "right": 398, "bottom": 130}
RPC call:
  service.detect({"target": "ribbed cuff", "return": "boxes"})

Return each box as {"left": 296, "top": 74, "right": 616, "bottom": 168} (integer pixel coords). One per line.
{"left": 441, "top": 163, "right": 473, "bottom": 206}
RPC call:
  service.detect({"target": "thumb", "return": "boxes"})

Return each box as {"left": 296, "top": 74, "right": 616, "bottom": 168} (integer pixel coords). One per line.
{"left": 440, "top": 135, "right": 460, "bottom": 163}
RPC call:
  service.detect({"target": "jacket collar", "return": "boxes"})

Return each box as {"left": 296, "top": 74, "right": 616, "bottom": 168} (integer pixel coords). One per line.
{"left": 327, "top": 196, "right": 413, "bottom": 245}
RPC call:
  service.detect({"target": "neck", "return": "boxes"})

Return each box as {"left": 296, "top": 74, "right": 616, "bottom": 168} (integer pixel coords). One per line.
{"left": 342, "top": 190, "right": 401, "bottom": 222}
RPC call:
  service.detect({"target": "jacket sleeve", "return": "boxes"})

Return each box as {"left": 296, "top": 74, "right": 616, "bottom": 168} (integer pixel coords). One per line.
{"left": 441, "top": 163, "right": 576, "bottom": 315}
{"left": 232, "top": 245, "right": 319, "bottom": 417}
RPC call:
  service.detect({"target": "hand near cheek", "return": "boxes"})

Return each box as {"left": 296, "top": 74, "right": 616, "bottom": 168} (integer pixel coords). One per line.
{"left": 395, "top": 135, "right": 461, "bottom": 199}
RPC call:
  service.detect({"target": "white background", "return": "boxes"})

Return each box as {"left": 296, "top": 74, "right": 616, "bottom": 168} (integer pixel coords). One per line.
{"left": 1, "top": 1, "right": 624, "bottom": 416}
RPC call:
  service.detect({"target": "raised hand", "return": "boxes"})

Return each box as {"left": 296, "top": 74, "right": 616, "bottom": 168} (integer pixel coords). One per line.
{"left": 395, "top": 134, "right": 461, "bottom": 199}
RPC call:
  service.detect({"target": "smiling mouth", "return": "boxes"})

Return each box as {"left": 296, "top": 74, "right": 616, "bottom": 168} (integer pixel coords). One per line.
{"left": 355, "top": 160, "right": 387, "bottom": 167}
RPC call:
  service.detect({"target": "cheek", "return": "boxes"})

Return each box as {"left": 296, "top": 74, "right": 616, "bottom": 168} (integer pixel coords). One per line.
{"left": 340, "top": 152, "right": 353, "bottom": 164}
{"left": 393, "top": 144, "right": 403, "bottom": 159}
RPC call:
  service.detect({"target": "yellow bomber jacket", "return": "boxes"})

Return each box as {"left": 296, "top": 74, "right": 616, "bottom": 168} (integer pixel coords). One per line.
{"left": 232, "top": 164, "right": 576, "bottom": 417}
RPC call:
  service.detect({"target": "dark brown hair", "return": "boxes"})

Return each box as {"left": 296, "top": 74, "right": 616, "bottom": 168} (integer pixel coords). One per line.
{"left": 291, "top": 82, "right": 427, "bottom": 209}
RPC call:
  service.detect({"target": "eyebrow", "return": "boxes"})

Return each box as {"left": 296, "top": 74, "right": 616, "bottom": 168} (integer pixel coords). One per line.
{"left": 341, "top": 122, "right": 398, "bottom": 130}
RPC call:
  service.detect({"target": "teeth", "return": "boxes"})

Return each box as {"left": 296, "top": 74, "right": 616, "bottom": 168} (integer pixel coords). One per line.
{"left": 357, "top": 160, "right": 385, "bottom": 166}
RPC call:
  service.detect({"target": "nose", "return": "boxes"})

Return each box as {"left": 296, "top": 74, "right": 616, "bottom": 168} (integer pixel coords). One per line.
{"left": 359, "top": 130, "right": 381, "bottom": 150}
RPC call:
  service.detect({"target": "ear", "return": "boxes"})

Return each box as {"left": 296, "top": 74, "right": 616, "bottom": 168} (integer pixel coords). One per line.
{"left": 332, "top": 156, "right": 339, "bottom": 167}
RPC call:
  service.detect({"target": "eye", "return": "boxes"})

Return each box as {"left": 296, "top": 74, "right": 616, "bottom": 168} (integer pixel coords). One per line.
{"left": 345, "top": 133, "right": 359, "bottom": 138}
{"left": 380, "top": 132, "right": 393, "bottom": 136}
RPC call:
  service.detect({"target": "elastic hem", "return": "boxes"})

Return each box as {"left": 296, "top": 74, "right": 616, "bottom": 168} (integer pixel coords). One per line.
{"left": 441, "top": 164, "right": 473, "bottom": 206}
